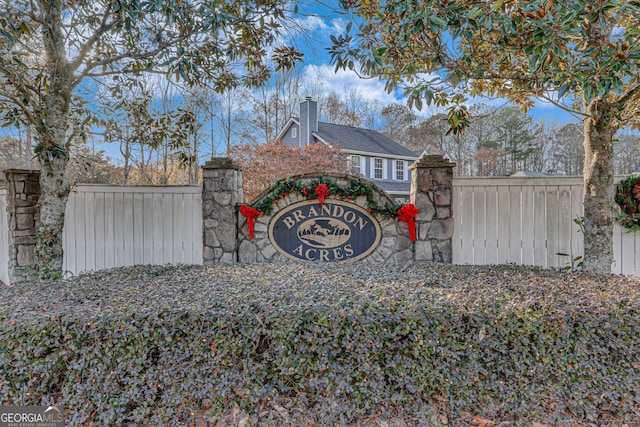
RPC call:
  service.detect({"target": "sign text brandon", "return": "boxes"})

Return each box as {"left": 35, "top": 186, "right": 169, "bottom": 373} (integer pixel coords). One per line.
{"left": 268, "top": 199, "right": 381, "bottom": 262}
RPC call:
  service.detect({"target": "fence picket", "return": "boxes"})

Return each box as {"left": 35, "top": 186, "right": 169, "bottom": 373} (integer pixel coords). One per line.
{"left": 94, "top": 192, "right": 105, "bottom": 271}
{"left": 460, "top": 186, "right": 475, "bottom": 264}
{"left": 161, "top": 193, "right": 173, "bottom": 264}
{"left": 557, "top": 186, "right": 573, "bottom": 262}
{"left": 545, "top": 186, "right": 561, "bottom": 268}
{"left": 104, "top": 192, "right": 115, "bottom": 268}
{"left": 521, "top": 185, "right": 535, "bottom": 265}
{"left": 496, "top": 186, "right": 511, "bottom": 264}
{"left": 508, "top": 186, "right": 522, "bottom": 264}
{"left": 171, "top": 193, "right": 183, "bottom": 263}
{"left": 484, "top": 186, "right": 498, "bottom": 264}
{"left": 133, "top": 192, "right": 144, "bottom": 265}
{"left": 620, "top": 227, "right": 638, "bottom": 276}
{"left": 113, "top": 192, "right": 124, "bottom": 268}
{"left": 472, "top": 187, "right": 486, "bottom": 264}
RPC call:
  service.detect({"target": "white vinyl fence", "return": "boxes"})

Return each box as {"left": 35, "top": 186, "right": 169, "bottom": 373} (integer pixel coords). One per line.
{"left": 452, "top": 176, "right": 640, "bottom": 276}
{"left": 0, "top": 185, "right": 9, "bottom": 284}
{"left": 63, "top": 184, "right": 202, "bottom": 275}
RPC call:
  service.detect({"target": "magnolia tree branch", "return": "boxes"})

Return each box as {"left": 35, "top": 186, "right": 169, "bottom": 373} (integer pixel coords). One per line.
{"left": 69, "top": 6, "right": 118, "bottom": 72}
{"left": 618, "top": 83, "right": 640, "bottom": 106}
{"left": 0, "top": 87, "right": 38, "bottom": 126}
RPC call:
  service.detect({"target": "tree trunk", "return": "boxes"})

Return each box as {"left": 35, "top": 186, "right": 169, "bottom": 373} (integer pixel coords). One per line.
{"left": 36, "top": 0, "right": 72, "bottom": 274}
{"left": 582, "top": 100, "right": 617, "bottom": 274}
{"left": 38, "top": 156, "right": 70, "bottom": 272}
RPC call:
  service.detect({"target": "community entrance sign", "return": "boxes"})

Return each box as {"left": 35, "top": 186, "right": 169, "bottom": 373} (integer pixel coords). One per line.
{"left": 268, "top": 199, "right": 381, "bottom": 262}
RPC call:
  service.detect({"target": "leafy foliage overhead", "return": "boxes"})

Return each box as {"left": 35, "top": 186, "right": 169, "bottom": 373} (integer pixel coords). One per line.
{"left": 330, "top": 0, "right": 640, "bottom": 127}
{"left": 0, "top": 0, "right": 303, "bottom": 133}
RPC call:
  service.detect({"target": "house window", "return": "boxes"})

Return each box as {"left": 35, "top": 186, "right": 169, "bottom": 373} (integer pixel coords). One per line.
{"left": 351, "top": 155, "right": 361, "bottom": 174}
{"left": 374, "top": 158, "right": 384, "bottom": 179}
{"left": 291, "top": 127, "right": 297, "bottom": 138}
{"left": 395, "top": 160, "right": 405, "bottom": 181}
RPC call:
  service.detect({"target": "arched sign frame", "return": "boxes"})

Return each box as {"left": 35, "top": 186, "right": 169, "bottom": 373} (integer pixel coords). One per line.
{"left": 237, "top": 173, "right": 408, "bottom": 264}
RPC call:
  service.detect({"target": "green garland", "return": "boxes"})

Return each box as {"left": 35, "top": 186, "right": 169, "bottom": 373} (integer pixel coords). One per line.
{"left": 250, "top": 176, "right": 405, "bottom": 218}
{"left": 615, "top": 174, "right": 640, "bottom": 232}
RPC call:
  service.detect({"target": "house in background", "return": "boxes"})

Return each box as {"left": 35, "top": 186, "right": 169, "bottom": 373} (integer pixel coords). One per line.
{"left": 275, "top": 97, "right": 419, "bottom": 202}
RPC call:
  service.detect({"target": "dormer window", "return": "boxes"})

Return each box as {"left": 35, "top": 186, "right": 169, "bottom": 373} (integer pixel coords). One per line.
{"left": 291, "top": 127, "right": 297, "bottom": 139}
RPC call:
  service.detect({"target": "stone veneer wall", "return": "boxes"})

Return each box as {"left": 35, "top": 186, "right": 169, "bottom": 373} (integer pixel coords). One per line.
{"left": 410, "top": 155, "right": 456, "bottom": 263}
{"left": 4, "top": 169, "right": 41, "bottom": 283}
{"left": 237, "top": 173, "right": 414, "bottom": 263}
{"left": 201, "top": 158, "right": 244, "bottom": 264}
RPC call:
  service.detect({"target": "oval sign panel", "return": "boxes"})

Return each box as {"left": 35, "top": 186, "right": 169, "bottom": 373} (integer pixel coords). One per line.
{"left": 268, "top": 199, "right": 382, "bottom": 262}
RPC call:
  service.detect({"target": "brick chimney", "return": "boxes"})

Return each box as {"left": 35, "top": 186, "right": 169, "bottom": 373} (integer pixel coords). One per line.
{"left": 299, "top": 96, "right": 318, "bottom": 147}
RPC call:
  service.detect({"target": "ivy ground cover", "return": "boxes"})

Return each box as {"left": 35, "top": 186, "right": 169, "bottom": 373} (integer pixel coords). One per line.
{"left": 1, "top": 263, "right": 639, "bottom": 426}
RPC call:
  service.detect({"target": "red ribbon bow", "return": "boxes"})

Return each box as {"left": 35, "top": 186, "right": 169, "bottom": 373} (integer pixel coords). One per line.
{"left": 397, "top": 203, "right": 419, "bottom": 242}
{"left": 314, "top": 183, "right": 330, "bottom": 204}
{"left": 240, "top": 204, "right": 260, "bottom": 239}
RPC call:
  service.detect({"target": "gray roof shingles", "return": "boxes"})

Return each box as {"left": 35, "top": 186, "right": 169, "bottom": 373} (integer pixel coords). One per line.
{"left": 315, "top": 122, "right": 418, "bottom": 158}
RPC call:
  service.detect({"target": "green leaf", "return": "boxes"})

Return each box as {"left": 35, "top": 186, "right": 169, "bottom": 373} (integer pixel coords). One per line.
{"left": 414, "top": 95, "right": 423, "bottom": 111}
{"left": 467, "top": 7, "right": 482, "bottom": 20}
{"left": 557, "top": 84, "right": 571, "bottom": 99}
{"left": 583, "top": 84, "right": 595, "bottom": 104}
{"left": 429, "top": 15, "right": 447, "bottom": 28}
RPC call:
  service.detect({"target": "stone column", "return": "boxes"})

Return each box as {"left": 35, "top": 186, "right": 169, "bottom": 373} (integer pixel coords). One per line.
{"left": 4, "top": 169, "right": 41, "bottom": 283}
{"left": 201, "top": 158, "right": 244, "bottom": 264}
{"left": 409, "top": 155, "right": 456, "bottom": 263}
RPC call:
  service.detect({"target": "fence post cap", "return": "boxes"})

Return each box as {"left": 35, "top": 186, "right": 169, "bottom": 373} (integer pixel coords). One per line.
{"left": 202, "top": 158, "right": 242, "bottom": 171}
{"left": 410, "top": 155, "right": 456, "bottom": 170}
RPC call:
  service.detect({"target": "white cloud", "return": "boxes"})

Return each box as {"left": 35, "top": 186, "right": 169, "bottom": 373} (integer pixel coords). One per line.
{"left": 302, "top": 63, "right": 398, "bottom": 103}
{"left": 300, "top": 63, "right": 444, "bottom": 118}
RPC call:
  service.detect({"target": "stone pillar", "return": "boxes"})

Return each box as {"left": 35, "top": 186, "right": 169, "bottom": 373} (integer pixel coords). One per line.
{"left": 201, "top": 158, "right": 244, "bottom": 264}
{"left": 4, "top": 169, "right": 41, "bottom": 283}
{"left": 410, "top": 155, "right": 456, "bottom": 263}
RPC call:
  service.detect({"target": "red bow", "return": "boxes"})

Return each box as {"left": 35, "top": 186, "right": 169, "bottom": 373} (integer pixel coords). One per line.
{"left": 314, "top": 183, "right": 330, "bottom": 204}
{"left": 240, "top": 204, "right": 260, "bottom": 239}
{"left": 397, "top": 203, "right": 419, "bottom": 242}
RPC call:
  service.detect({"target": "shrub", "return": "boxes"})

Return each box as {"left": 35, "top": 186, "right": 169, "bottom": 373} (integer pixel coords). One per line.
{"left": 1, "top": 263, "right": 639, "bottom": 426}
